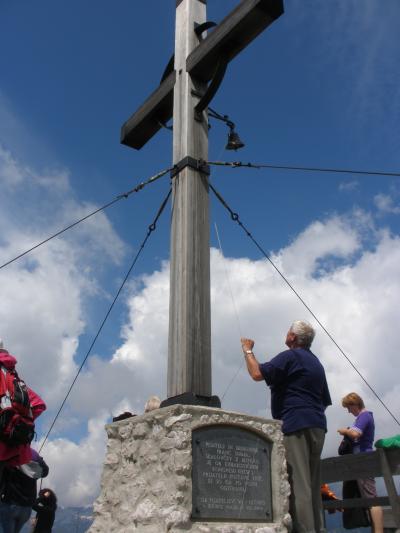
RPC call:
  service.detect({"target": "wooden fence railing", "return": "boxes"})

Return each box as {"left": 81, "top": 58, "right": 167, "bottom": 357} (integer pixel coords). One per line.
{"left": 321, "top": 448, "right": 400, "bottom": 530}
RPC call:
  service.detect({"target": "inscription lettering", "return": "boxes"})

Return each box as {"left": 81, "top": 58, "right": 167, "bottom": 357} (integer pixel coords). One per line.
{"left": 192, "top": 426, "right": 272, "bottom": 521}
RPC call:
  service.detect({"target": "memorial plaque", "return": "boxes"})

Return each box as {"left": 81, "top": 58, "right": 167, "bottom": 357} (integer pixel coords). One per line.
{"left": 192, "top": 425, "right": 272, "bottom": 521}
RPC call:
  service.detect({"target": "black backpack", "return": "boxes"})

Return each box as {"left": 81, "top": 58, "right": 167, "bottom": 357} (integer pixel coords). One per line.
{"left": 338, "top": 433, "right": 353, "bottom": 455}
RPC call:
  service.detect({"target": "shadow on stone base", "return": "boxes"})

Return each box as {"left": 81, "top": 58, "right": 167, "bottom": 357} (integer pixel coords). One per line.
{"left": 160, "top": 392, "right": 221, "bottom": 409}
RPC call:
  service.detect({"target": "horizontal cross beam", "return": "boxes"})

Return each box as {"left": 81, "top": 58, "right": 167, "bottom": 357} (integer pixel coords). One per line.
{"left": 187, "top": 0, "right": 284, "bottom": 82}
{"left": 121, "top": 71, "right": 176, "bottom": 150}
{"left": 120, "top": 0, "right": 283, "bottom": 151}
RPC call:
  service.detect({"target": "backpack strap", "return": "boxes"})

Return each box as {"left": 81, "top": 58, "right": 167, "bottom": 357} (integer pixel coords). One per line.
{"left": 0, "top": 367, "right": 12, "bottom": 409}
{"left": 0, "top": 366, "right": 9, "bottom": 395}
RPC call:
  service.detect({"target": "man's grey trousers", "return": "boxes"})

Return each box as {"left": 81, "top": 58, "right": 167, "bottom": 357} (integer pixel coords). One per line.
{"left": 284, "top": 427, "right": 326, "bottom": 533}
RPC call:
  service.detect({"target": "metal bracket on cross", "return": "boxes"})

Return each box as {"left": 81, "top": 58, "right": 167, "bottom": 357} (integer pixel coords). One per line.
{"left": 170, "top": 156, "right": 210, "bottom": 179}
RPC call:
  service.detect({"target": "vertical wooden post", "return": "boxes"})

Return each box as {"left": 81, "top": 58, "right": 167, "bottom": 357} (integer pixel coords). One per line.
{"left": 378, "top": 449, "right": 400, "bottom": 528}
{"left": 167, "top": 0, "right": 211, "bottom": 398}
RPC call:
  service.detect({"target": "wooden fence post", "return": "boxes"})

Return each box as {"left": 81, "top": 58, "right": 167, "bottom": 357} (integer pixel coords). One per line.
{"left": 378, "top": 448, "right": 400, "bottom": 529}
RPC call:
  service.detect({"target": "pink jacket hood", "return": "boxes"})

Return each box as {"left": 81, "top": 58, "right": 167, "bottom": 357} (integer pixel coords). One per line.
{"left": 0, "top": 349, "right": 17, "bottom": 371}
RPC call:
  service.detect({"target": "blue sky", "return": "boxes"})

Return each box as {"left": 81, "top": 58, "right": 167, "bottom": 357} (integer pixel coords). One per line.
{"left": 1, "top": 0, "right": 400, "bottom": 506}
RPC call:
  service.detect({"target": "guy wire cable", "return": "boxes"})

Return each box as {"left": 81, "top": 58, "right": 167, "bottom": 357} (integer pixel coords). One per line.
{"left": 214, "top": 222, "right": 243, "bottom": 335}
{"left": 207, "top": 160, "right": 400, "bottom": 178}
{"left": 209, "top": 181, "right": 400, "bottom": 427}
{"left": 213, "top": 222, "right": 245, "bottom": 402}
{"left": 215, "top": 218, "right": 272, "bottom": 413}
{"left": 0, "top": 166, "right": 173, "bottom": 271}
{"left": 39, "top": 187, "right": 172, "bottom": 452}
{"left": 213, "top": 222, "right": 257, "bottom": 517}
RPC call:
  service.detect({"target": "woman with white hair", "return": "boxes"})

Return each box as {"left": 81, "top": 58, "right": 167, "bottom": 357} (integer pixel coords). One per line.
{"left": 144, "top": 396, "right": 161, "bottom": 413}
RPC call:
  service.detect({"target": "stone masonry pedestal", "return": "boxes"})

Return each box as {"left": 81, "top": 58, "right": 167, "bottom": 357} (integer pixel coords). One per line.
{"left": 89, "top": 405, "right": 291, "bottom": 533}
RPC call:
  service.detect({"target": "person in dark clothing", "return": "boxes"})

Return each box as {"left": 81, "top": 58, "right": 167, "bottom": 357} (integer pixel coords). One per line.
{"left": 0, "top": 449, "right": 48, "bottom": 533}
{"left": 31, "top": 488, "right": 57, "bottom": 533}
{"left": 242, "top": 320, "right": 332, "bottom": 533}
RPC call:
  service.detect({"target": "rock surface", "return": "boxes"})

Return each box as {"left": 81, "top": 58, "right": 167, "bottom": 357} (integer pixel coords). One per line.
{"left": 88, "top": 405, "right": 290, "bottom": 533}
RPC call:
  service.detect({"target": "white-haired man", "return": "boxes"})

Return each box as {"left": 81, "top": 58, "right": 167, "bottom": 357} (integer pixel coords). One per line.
{"left": 241, "top": 320, "right": 331, "bottom": 533}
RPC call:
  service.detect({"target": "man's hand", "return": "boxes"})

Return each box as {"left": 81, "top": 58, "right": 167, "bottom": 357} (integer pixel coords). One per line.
{"left": 241, "top": 338, "right": 263, "bottom": 381}
{"left": 241, "top": 337, "right": 254, "bottom": 353}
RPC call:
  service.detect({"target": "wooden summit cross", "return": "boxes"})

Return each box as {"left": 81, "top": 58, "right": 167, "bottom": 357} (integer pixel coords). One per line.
{"left": 121, "top": 0, "right": 283, "bottom": 405}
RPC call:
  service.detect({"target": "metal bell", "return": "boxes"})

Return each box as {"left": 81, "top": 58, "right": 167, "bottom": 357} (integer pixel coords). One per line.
{"left": 225, "top": 130, "right": 245, "bottom": 151}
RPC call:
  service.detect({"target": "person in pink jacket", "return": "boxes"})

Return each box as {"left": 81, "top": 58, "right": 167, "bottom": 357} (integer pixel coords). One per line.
{"left": 0, "top": 340, "right": 46, "bottom": 486}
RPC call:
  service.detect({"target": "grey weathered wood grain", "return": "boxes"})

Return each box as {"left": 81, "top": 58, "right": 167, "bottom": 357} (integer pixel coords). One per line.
{"left": 168, "top": 0, "right": 211, "bottom": 397}
{"left": 379, "top": 449, "right": 400, "bottom": 526}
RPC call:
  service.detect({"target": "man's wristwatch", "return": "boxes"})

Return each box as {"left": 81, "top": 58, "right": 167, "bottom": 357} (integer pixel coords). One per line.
{"left": 245, "top": 350, "right": 253, "bottom": 356}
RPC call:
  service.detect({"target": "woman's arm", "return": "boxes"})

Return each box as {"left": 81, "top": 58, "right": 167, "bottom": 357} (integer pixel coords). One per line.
{"left": 338, "top": 427, "right": 360, "bottom": 440}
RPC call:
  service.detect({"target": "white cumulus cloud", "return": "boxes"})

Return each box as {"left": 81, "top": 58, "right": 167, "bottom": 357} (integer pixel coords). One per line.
{"left": 374, "top": 193, "right": 400, "bottom": 215}
{"left": 35, "top": 411, "right": 108, "bottom": 507}
{"left": 1, "top": 141, "right": 400, "bottom": 506}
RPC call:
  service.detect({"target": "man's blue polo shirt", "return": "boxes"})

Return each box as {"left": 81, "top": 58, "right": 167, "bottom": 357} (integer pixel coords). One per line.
{"left": 259, "top": 348, "right": 331, "bottom": 435}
